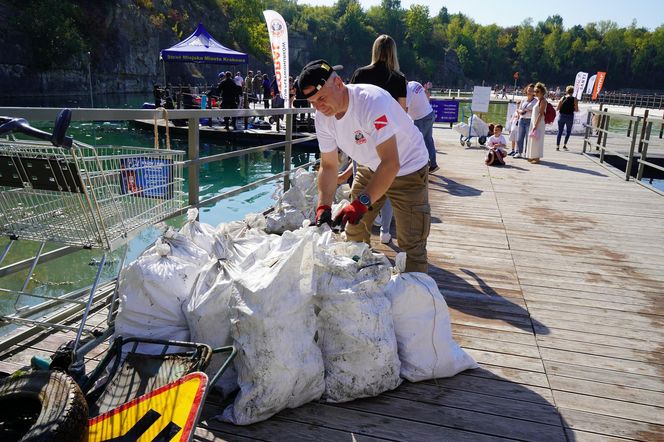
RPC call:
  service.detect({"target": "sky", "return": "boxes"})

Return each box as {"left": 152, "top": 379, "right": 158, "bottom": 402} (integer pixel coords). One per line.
{"left": 298, "top": 0, "right": 663, "bottom": 31}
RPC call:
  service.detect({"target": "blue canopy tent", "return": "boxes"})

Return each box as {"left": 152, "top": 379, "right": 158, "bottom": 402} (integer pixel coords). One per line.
{"left": 160, "top": 23, "right": 248, "bottom": 65}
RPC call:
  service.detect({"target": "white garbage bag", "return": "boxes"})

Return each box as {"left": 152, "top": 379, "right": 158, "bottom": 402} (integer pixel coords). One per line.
{"left": 221, "top": 228, "right": 324, "bottom": 425}
{"left": 314, "top": 236, "right": 400, "bottom": 403}
{"left": 185, "top": 260, "right": 237, "bottom": 395}
{"left": 317, "top": 273, "right": 401, "bottom": 403}
{"left": 179, "top": 208, "right": 226, "bottom": 259}
{"left": 385, "top": 253, "right": 479, "bottom": 382}
{"left": 114, "top": 241, "right": 194, "bottom": 352}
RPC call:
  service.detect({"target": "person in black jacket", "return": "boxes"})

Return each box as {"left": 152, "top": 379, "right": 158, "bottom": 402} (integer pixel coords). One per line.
{"left": 217, "top": 71, "right": 239, "bottom": 130}
{"left": 556, "top": 85, "right": 579, "bottom": 150}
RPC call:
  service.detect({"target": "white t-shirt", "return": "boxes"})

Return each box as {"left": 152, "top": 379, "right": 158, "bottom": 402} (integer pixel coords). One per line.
{"left": 406, "top": 81, "right": 433, "bottom": 121}
{"left": 487, "top": 134, "right": 507, "bottom": 149}
{"left": 316, "top": 84, "right": 429, "bottom": 176}
{"left": 234, "top": 75, "right": 244, "bottom": 87}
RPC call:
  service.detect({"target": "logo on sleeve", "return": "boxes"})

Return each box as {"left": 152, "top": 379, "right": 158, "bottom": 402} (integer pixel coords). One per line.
{"left": 354, "top": 130, "right": 367, "bottom": 144}
{"left": 373, "top": 115, "right": 388, "bottom": 131}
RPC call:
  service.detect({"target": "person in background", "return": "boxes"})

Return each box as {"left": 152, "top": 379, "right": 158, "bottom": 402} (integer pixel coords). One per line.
{"left": 216, "top": 71, "right": 239, "bottom": 130}
{"left": 350, "top": 34, "right": 407, "bottom": 245}
{"left": 253, "top": 70, "right": 263, "bottom": 103}
{"left": 407, "top": 80, "right": 439, "bottom": 173}
{"left": 261, "top": 74, "right": 271, "bottom": 109}
{"left": 514, "top": 83, "right": 536, "bottom": 159}
{"left": 485, "top": 124, "right": 507, "bottom": 166}
{"left": 245, "top": 70, "right": 254, "bottom": 104}
{"left": 297, "top": 59, "right": 431, "bottom": 273}
{"left": 526, "top": 82, "right": 548, "bottom": 164}
{"left": 556, "top": 85, "right": 578, "bottom": 151}
{"left": 507, "top": 108, "right": 519, "bottom": 155}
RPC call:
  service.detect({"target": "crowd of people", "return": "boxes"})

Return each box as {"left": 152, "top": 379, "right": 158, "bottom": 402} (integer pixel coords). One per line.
{"left": 483, "top": 82, "right": 579, "bottom": 166}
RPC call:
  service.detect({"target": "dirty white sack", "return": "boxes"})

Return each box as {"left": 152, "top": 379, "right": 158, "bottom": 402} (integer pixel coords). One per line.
{"left": 179, "top": 208, "right": 226, "bottom": 259}
{"left": 184, "top": 259, "right": 237, "bottom": 395}
{"left": 221, "top": 228, "right": 324, "bottom": 425}
{"left": 385, "top": 253, "right": 479, "bottom": 381}
{"left": 314, "top": 235, "right": 401, "bottom": 403}
{"left": 114, "top": 241, "right": 195, "bottom": 352}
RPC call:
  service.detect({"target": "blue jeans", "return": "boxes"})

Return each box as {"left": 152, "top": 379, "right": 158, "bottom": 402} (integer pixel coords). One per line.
{"left": 380, "top": 198, "right": 393, "bottom": 235}
{"left": 414, "top": 111, "right": 437, "bottom": 167}
{"left": 556, "top": 113, "right": 574, "bottom": 146}
{"left": 516, "top": 118, "right": 531, "bottom": 154}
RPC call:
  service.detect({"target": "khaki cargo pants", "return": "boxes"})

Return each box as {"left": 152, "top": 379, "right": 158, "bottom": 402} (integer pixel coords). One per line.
{"left": 345, "top": 164, "right": 431, "bottom": 273}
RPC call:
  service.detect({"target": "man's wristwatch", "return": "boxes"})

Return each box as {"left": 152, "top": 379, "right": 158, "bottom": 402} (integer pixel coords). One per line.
{"left": 358, "top": 192, "right": 371, "bottom": 208}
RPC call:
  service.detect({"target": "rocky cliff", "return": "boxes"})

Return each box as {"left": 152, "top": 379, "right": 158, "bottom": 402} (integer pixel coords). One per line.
{"left": 0, "top": 1, "right": 465, "bottom": 98}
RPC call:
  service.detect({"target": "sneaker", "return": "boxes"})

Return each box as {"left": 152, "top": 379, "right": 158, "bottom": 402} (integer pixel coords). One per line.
{"left": 380, "top": 232, "right": 391, "bottom": 244}
{"left": 563, "top": 146, "right": 569, "bottom": 150}
{"left": 513, "top": 153, "right": 522, "bottom": 159}
{"left": 556, "top": 146, "right": 560, "bottom": 151}
{"left": 429, "top": 165, "right": 440, "bottom": 173}
{"left": 508, "top": 151, "right": 516, "bottom": 156}
{"left": 373, "top": 214, "right": 382, "bottom": 227}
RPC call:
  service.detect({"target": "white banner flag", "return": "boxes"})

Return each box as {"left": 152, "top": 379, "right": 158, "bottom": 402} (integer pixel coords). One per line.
{"left": 585, "top": 74, "right": 597, "bottom": 95}
{"left": 263, "top": 10, "right": 289, "bottom": 108}
{"left": 573, "top": 71, "right": 588, "bottom": 100}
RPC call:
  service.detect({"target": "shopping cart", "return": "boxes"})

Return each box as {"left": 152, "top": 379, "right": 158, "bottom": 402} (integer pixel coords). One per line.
{"left": 0, "top": 109, "right": 185, "bottom": 372}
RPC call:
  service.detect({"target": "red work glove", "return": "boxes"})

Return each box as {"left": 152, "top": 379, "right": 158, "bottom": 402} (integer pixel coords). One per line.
{"left": 333, "top": 199, "right": 368, "bottom": 228}
{"left": 315, "top": 205, "right": 333, "bottom": 227}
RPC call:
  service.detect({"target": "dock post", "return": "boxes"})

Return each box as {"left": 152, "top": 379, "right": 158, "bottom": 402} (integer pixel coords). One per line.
{"left": 583, "top": 111, "right": 592, "bottom": 153}
{"left": 188, "top": 117, "right": 200, "bottom": 215}
{"left": 638, "top": 109, "right": 649, "bottom": 154}
{"left": 284, "top": 113, "right": 293, "bottom": 192}
{"left": 625, "top": 116, "right": 641, "bottom": 181}
{"left": 599, "top": 110, "right": 609, "bottom": 163}
{"left": 627, "top": 105, "right": 636, "bottom": 137}
{"left": 636, "top": 122, "right": 652, "bottom": 182}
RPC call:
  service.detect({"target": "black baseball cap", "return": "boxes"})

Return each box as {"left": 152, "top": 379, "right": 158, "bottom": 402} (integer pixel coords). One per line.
{"left": 296, "top": 59, "right": 341, "bottom": 98}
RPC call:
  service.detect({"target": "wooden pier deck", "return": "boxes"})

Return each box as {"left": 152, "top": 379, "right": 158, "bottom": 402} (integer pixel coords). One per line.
{"left": 1, "top": 127, "right": 663, "bottom": 441}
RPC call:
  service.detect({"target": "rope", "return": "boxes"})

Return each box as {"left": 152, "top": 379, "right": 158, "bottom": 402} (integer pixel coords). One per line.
{"left": 153, "top": 107, "right": 171, "bottom": 150}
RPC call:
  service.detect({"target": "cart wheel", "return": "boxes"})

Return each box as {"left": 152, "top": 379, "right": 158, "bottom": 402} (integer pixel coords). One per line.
{"left": 466, "top": 140, "right": 472, "bottom": 147}
{"left": 0, "top": 371, "right": 88, "bottom": 442}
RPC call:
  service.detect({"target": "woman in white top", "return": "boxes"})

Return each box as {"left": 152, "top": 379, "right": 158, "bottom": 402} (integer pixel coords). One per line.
{"left": 514, "top": 83, "right": 536, "bottom": 158}
{"left": 526, "top": 82, "right": 548, "bottom": 164}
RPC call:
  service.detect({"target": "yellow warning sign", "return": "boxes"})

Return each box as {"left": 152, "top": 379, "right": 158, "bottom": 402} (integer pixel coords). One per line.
{"left": 87, "top": 372, "right": 208, "bottom": 442}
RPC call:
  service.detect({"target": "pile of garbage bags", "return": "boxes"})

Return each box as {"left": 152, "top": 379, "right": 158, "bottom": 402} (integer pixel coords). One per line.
{"left": 114, "top": 170, "right": 478, "bottom": 426}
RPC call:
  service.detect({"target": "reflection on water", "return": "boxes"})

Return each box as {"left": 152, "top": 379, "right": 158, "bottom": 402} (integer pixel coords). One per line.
{"left": 0, "top": 94, "right": 316, "bottom": 321}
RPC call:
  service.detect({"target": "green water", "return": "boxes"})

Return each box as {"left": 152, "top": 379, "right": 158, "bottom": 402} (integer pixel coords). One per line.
{"left": 0, "top": 93, "right": 314, "bottom": 319}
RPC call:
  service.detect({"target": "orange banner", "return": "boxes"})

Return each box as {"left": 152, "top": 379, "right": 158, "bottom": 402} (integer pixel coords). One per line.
{"left": 591, "top": 72, "right": 607, "bottom": 100}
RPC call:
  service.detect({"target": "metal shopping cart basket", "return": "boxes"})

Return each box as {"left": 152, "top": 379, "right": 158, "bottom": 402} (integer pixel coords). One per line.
{"left": 0, "top": 111, "right": 184, "bottom": 250}
{"left": 0, "top": 109, "right": 185, "bottom": 375}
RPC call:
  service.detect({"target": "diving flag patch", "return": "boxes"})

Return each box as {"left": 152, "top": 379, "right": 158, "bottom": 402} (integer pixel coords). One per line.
{"left": 374, "top": 115, "right": 388, "bottom": 130}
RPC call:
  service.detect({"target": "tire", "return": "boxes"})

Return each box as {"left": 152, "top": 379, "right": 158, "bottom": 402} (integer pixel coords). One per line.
{"left": 0, "top": 371, "right": 88, "bottom": 442}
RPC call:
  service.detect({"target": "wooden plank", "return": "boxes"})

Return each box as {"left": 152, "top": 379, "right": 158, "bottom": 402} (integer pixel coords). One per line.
{"left": 553, "top": 390, "right": 664, "bottom": 425}
{"left": 535, "top": 327, "right": 664, "bottom": 354}
{"left": 560, "top": 408, "right": 664, "bottom": 441}
{"left": 276, "top": 402, "right": 509, "bottom": 442}
{"left": 548, "top": 375, "right": 664, "bottom": 408}
{"left": 385, "top": 381, "right": 559, "bottom": 426}
{"left": 466, "top": 349, "right": 545, "bottom": 373}
{"left": 539, "top": 347, "right": 664, "bottom": 378}
{"left": 454, "top": 333, "right": 542, "bottom": 359}
{"left": 453, "top": 323, "right": 538, "bottom": 346}
{"left": 536, "top": 335, "right": 663, "bottom": 364}
{"left": 200, "top": 413, "right": 390, "bottom": 442}
{"left": 544, "top": 361, "right": 664, "bottom": 392}
{"left": 337, "top": 395, "right": 566, "bottom": 442}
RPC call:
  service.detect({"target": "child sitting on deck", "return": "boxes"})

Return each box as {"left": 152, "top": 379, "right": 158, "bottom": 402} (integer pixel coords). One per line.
{"left": 485, "top": 124, "right": 508, "bottom": 166}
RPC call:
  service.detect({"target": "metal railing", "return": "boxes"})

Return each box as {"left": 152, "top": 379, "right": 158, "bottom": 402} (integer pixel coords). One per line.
{"left": 582, "top": 107, "right": 664, "bottom": 191}
{"left": 0, "top": 105, "right": 317, "bottom": 349}
{"left": 582, "top": 92, "right": 664, "bottom": 110}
